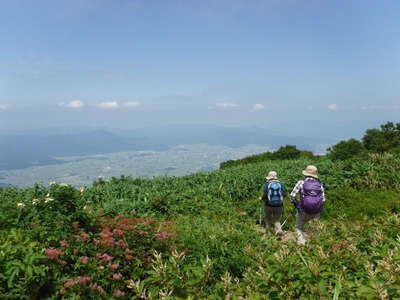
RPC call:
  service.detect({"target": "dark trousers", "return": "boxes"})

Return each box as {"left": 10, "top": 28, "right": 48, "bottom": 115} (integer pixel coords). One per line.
{"left": 264, "top": 204, "right": 283, "bottom": 231}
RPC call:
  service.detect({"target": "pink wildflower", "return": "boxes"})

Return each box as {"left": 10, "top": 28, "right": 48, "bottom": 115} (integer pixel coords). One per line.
{"left": 98, "top": 253, "right": 113, "bottom": 262}
{"left": 114, "top": 290, "right": 125, "bottom": 297}
{"left": 100, "top": 229, "right": 112, "bottom": 239}
{"left": 45, "top": 248, "right": 62, "bottom": 260}
{"left": 108, "top": 263, "right": 119, "bottom": 271}
{"left": 90, "top": 282, "right": 105, "bottom": 293}
{"left": 116, "top": 239, "right": 127, "bottom": 247}
{"left": 79, "top": 256, "right": 89, "bottom": 264}
{"left": 80, "top": 232, "right": 90, "bottom": 241}
{"left": 59, "top": 240, "right": 68, "bottom": 247}
{"left": 112, "top": 229, "right": 124, "bottom": 236}
{"left": 64, "top": 279, "right": 76, "bottom": 288}
{"left": 77, "top": 276, "right": 91, "bottom": 285}
{"left": 157, "top": 230, "right": 172, "bottom": 241}
{"left": 124, "top": 248, "right": 134, "bottom": 260}
{"left": 112, "top": 273, "right": 123, "bottom": 280}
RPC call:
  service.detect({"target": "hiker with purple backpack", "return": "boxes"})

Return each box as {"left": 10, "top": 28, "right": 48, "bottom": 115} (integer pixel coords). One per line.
{"left": 290, "top": 165, "right": 325, "bottom": 245}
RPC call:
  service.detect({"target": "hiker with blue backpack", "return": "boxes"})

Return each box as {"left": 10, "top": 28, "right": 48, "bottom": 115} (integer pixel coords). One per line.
{"left": 260, "top": 171, "right": 287, "bottom": 235}
{"left": 290, "top": 165, "right": 325, "bottom": 245}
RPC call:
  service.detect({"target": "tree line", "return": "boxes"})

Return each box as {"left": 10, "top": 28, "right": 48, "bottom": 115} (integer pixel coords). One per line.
{"left": 220, "top": 145, "right": 316, "bottom": 169}
{"left": 220, "top": 121, "right": 400, "bottom": 169}
{"left": 327, "top": 121, "right": 400, "bottom": 160}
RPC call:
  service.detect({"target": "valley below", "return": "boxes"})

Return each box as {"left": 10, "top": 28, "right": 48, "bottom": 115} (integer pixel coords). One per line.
{"left": 0, "top": 144, "right": 268, "bottom": 187}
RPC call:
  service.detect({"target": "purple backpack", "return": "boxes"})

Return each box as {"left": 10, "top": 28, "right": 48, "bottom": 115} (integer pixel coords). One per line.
{"left": 300, "top": 179, "right": 324, "bottom": 214}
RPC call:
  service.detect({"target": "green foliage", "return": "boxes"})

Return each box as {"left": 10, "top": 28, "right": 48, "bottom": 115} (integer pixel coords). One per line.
{"left": 0, "top": 229, "right": 49, "bottom": 299}
{"left": 327, "top": 138, "right": 366, "bottom": 161}
{"left": 0, "top": 183, "right": 92, "bottom": 244}
{"left": 235, "top": 213, "right": 400, "bottom": 299}
{"left": 175, "top": 216, "right": 258, "bottom": 279}
{"left": 220, "top": 145, "right": 314, "bottom": 169}
{"left": 220, "top": 151, "right": 274, "bottom": 169}
{"left": 363, "top": 121, "right": 400, "bottom": 153}
{"left": 271, "top": 145, "right": 301, "bottom": 160}
{"left": 325, "top": 189, "right": 400, "bottom": 220}
{"left": 1, "top": 153, "right": 400, "bottom": 298}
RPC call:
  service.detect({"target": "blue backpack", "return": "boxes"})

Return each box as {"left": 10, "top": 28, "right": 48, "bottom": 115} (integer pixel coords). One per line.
{"left": 267, "top": 182, "right": 284, "bottom": 207}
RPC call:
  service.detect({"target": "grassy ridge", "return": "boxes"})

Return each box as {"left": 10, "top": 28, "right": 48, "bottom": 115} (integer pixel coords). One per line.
{"left": 0, "top": 154, "right": 399, "bottom": 298}
{"left": 83, "top": 154, "right": 400, "bottom": 218}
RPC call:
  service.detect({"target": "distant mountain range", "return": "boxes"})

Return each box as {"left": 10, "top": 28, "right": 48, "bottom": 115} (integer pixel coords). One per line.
{"left": 0, "top": 124, "right": 343, "bottom": 170}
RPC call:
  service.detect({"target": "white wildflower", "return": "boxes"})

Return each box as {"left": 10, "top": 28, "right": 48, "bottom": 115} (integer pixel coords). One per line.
{"left": 80, "top": 187, "right": 85, "bottom": 193}
{"left": 83, "top": 205, "right": 92, "bottom": 213}
{"left": 32, "top": 198, "right": 39, "bottom": 205}
{"left": 126, "top": 279, "right": 135, "bottom": 289}
{"left": 17, "top": 202, "right": 25, "bottom": 207}
{"left": 45, "top": 197, "right": 54, "bottom": 203}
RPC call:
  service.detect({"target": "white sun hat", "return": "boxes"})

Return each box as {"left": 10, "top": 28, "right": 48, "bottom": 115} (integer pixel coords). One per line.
{"left": 302, "top": 165, "right": 319, "bottom": 178}
{"left": 266, "top": 171, "right": 278, "bottom": 181}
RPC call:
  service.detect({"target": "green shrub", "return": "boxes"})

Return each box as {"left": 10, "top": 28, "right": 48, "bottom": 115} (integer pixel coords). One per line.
{"left": 363, "top": 121, "right": 400, "bottom": 153}
{"left": 271, "top": 145, "right": 301, "bottom": 160}
{"left": 327, "top": 138, "right": 366, "bottom": 161}
{"left": 0, "top": 229, "right": 49, "bottom": 300}
{"left": 1, "top": 151, "right": 400, "bottom": 298}
{"left": 175, "top": 216, "right": 258, "bottom": 280}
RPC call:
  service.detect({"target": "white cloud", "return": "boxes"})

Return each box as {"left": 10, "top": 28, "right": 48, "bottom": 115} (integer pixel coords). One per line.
{"left": 0, "top": 104, "right": 9, "bottom": 110}
{"left": 251, "top": 104, "right": 266, "bottom": 111}
{"left": 361, "top": 104, "right": 400, "bottom": 110}
{"left": 215, "top": 102, "right": 239, "bottom": 108}
{"left": 361, "top": 104, "right": 378, "bottom": 110}
{"left": 123, "top": 101, "right": 141, "bottom": 108}
{"left": 95, "top": 101, "right": 120, "bottom": 109}
{"left": 327, "top": 104, "right": 338, "bottom": 111}
{"left": 63, "top": 100, "right": 85, "bottom": 109}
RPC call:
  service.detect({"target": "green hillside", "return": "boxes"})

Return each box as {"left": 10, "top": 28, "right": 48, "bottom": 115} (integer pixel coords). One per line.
{"left": 1, "top": 152, "right": 399, "bottom": 299}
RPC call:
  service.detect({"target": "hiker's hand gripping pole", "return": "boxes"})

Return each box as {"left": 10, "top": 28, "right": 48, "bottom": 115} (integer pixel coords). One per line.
{"left": 291, "top": 196, "right": 299, "bottom": 210}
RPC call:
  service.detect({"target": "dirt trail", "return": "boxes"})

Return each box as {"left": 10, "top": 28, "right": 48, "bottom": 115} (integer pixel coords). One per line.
{"left": 255, "top": 225, "right": 298, "bottom": 242}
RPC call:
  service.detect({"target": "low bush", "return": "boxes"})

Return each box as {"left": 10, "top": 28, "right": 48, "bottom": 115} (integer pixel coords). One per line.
{"left": 43, "top": 215, "right": 175, "bottom": 299}
{"left": 0, "top": 229, "right": 49, "bottom": 300}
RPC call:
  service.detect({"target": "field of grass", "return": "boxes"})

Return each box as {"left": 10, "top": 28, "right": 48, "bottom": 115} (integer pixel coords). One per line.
{"left": 0, "top": 154, "right": 399, "bottom": 299}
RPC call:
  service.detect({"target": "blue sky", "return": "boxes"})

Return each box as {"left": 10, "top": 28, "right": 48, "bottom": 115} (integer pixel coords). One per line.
{"left": 1, "top": 0, "right": 399, "bottom": 130}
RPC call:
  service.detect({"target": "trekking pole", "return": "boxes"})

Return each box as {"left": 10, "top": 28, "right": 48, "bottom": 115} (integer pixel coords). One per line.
{"left": 258, "top": 196, "right": 263, "bottom": 225}
{"left": 281, "top": 201, "right": 298, "bottom": 227}
{"left": 281, "top": 215, "right": 290, "bottom": 228}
